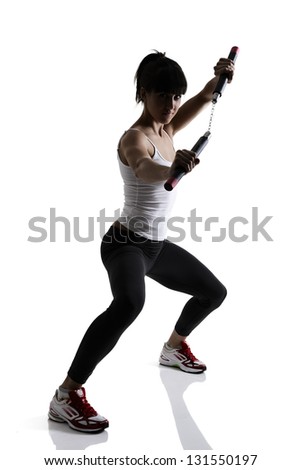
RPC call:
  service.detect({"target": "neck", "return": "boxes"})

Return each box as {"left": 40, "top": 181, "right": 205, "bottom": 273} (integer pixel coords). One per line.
{"left": 134, "top": 112, "right": 165, "bottom": 136}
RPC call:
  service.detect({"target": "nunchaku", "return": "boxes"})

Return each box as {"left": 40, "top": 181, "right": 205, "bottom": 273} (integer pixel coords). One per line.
{"left": 164, "top": 46, "right": 239, "bottom": 192}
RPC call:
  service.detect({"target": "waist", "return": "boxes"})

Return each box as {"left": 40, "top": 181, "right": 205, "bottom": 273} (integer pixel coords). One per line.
{"left": 112, "top": 220, "right": 163, "bottom": 243}
{"left": 101, "top": 223, "right": 165, "bottom": 264}
{"left": 113, "top": 220, "right": 138, "bottom": 238}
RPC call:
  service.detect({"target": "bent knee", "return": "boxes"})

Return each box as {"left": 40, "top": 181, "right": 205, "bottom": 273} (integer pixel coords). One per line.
{"left": 213, "top": 283, "right": 227, "bottom": 307}
{"left": 107, "top": 294, "right": 145, "bottom": 333}
{"left": 116, "top": 292, "right": 145, "bottom": 317}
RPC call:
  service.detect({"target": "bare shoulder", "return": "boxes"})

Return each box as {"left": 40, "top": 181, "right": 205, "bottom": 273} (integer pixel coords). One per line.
{"left": 120, "top": 128, "right": 148, "bottom": 149}
{"left": 119, "top": 128, "right": 153, "bottom": 166}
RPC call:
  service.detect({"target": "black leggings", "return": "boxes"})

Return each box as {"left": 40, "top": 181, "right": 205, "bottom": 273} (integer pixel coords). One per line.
{"left": 68, "top": 225, "right": 227, "bottom": 384}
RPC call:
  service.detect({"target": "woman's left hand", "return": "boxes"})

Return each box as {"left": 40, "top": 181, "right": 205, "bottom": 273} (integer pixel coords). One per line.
{"left": 214, "top": 58, "right": 235, "bottom": 83}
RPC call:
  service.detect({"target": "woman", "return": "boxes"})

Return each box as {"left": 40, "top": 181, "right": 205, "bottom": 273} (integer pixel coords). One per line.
{"left": 49, "top": 51, "right": 235, "bottom": 433}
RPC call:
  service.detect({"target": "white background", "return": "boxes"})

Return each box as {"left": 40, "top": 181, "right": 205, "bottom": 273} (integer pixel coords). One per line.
{"left": 1, "top": 1, "right": 300, "bottom": 469}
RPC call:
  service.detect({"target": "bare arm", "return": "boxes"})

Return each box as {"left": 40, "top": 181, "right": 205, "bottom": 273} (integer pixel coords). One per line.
{"left": 120, "top": 131, "right": 170, "bottom": 183}
{"left": 120, "top": 131, "right": 198, "bottom": 184}
{"left": 166, "top": 58, "right": 235, "bottom": 136}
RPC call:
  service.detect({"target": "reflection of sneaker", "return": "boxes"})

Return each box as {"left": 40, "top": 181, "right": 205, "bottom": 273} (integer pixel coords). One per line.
{"left": 159, "top": 341, "right": 207, "bottom": 373}
{"left": 48, "top": 387, "right": 109, "bottom": 433}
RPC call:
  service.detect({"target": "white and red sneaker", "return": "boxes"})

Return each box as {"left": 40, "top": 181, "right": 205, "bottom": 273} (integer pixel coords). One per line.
{"left": 159, "top": 341, "right": 207, "bottom": 373}
{"left": 48, "top": 387, "right": 109, "bottom": 433}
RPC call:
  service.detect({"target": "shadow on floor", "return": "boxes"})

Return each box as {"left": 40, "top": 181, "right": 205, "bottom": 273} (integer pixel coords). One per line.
{"left": 159, "top": 366, "right": 212, "bottom": 450}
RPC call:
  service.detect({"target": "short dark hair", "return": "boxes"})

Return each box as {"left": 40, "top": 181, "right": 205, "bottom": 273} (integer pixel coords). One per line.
{"left": 134, "top": 50, "right": 187, "bottom": 103}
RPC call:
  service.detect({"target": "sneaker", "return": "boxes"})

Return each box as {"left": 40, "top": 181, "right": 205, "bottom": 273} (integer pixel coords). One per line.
{"left": 48, "top": 387, "right": 109, "bottom": 433}
{"left": 159, "top": 341, "right": 207, "bottom": 373}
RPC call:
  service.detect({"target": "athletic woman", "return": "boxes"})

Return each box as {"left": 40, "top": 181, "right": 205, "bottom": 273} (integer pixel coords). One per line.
{"left": 49, "top": 51, "right": 235, "bottom": 432}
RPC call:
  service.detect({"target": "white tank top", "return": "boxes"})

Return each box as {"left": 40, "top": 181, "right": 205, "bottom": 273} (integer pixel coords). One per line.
{"left": 117, "top": 129, "right": 177, "bottom": 240}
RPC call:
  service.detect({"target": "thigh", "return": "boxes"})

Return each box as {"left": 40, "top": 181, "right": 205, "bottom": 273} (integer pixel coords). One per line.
{"left": 104, "top": 246, "right": 147, "bottom": 302}
{"left": 147, "top": 240, "right": 224, "bottom": 298}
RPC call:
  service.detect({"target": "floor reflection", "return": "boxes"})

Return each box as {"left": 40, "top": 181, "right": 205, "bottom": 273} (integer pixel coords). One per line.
{"left": 159, "top": 366, "right": 211, "bottom": 450}
{"left": 48, "top": 420, "right": 108, "bottom": 450}
{"left": 47, "top": 366, "right": 211, "bottom": 450}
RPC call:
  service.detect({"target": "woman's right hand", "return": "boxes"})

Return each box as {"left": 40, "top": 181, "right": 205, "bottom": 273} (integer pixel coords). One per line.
{"left": 169, "top": 149, "right": 200, "bottom": 176}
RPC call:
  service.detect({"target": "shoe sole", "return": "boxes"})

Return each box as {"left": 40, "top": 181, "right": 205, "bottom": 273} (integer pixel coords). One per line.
{"left": 159, "top": 361, "right": 206, "bottom": 374}
{"left": 48, "top": 408, "right": 109, "bottom": 433}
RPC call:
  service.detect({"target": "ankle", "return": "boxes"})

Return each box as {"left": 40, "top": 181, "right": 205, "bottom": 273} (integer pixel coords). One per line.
{"left": 166, "top": 341, "right": 181, "bottom": 350}
{"left": 60, "top": 376, "right": 82, "bottom": 391}
{"left": 166, "top": 330, "right": 186, "bottom": 350}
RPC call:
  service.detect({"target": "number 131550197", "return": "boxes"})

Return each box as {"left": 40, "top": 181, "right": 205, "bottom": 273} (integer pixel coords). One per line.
{"left": 186, "top": 454, "right": 258, "bottom": 466}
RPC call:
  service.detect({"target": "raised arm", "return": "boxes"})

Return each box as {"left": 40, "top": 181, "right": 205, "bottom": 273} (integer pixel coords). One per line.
{"left": 166, "top": 58, "right": 235, "bottom": 136}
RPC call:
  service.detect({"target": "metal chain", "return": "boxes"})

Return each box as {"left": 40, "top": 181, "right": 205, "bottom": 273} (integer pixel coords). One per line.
{"left": 207, "top": 101, "right": 216, "bottom": 133}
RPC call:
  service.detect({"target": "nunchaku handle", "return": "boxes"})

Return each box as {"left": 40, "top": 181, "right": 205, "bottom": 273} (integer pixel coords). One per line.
{"left": 164, "top": 46, "right": 239, "bottom": 192}
{"left": 164, "top": 131, "right": 211, "bottom": 192}
{"left": 212, "top": 46, "right": 239, "bottom": 104}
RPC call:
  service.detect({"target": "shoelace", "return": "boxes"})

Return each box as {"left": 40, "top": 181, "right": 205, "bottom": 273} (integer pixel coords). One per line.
{"left": 180, "top": 342, "right": 198, "bottom": 362}
{"left": 70, "top": 391, "right": 98, "bottom": 418}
